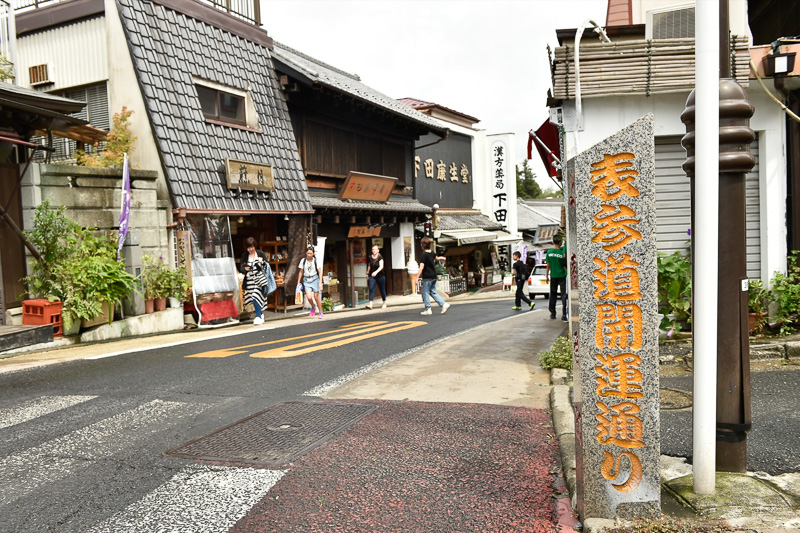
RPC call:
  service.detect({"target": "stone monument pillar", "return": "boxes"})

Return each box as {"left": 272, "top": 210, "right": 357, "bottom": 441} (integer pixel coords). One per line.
{"left": 569, "top": 114, "right": 660, "bottom": 519}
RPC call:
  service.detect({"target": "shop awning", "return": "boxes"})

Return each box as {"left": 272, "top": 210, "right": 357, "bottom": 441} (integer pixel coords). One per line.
{"left": 444, "top": 245, "right": 476, "bottom": 257}
{"left": 439, "top": 229, "right": 497, "bottom": 245}
{"left": 491, "top": 230, "right": 522, "bottom": 244}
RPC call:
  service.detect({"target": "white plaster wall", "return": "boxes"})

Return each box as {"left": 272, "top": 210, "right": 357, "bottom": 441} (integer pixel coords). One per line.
{"left": 575, "top": 86, "right": 787, "bottom": 283}
{"left": 104, "top": 0, "right": 171, "bottom": 208}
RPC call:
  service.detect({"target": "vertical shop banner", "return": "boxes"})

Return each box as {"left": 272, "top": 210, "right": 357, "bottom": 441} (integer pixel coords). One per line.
{"left": 116, "top": 153, "right": 131, "bottom": 260}
{"left": 573, "top": 114, "right": 660, "bottom": 519}
{"left": 490, "top": 140, "right": 509, "bottom": 230}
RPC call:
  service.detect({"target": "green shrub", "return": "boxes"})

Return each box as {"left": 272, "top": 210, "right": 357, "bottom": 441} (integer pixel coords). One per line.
{"left": 537, "top": 336, "right": 572, "bottom": 371}
{"left": 769, "top": 250, "right": 800, "bottom": 335}
{"left": 321, "top": 297, "right": 334, "bottom": 313}
{"left": 657, "top": 250, "right": 692, "bottom": 334}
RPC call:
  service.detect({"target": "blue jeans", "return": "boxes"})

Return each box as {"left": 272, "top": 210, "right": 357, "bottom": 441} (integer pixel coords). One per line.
{"left": 253, "top": 299, "right": 263, "bottom": 318}
{"left": 368, "top": 276, "right": 387, "bottom": 301}
{"left": 421, "top": 279, "right": 445, "bottom": 309}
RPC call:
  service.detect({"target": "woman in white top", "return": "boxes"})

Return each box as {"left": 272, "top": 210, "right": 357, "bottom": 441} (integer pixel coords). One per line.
{"left": 299, "top": 246, "right": 324, "bottom": 318}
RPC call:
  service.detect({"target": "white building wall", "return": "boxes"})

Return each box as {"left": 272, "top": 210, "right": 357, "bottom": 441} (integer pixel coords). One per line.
{"left": 16, "top": 15, "right": 108, "bottom": 90}
{"left": 631, "top": 0, "right": 750, "bottom": 38}
{"left": 572, "top": 87, "right": 787, "bottom": 283}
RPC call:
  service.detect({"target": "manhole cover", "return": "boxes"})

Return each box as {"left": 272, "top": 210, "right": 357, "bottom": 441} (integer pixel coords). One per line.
{"left": 660, "top": 387, "right": 693, "bottom": 410}
{"left": 166, "top": 402, "right": 376, "bottom": 466}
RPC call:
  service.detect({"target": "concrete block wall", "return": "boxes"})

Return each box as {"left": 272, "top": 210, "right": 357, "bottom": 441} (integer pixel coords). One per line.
{"left": 20, "top": 163, "right": 172, "bottom": 273}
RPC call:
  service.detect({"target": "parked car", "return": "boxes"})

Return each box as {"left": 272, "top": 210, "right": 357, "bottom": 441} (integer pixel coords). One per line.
{"left": 528, "top": 264, "right": 550, "bottom": 299}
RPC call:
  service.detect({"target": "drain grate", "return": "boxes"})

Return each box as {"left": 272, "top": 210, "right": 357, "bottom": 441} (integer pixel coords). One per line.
{"left": 166, "top": 401, "right": 376, "bottom": 467}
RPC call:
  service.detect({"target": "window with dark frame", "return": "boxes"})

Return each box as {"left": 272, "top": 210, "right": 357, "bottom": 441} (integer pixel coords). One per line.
{"left": 196, "top": 85, "right": 246, "bottom": 125}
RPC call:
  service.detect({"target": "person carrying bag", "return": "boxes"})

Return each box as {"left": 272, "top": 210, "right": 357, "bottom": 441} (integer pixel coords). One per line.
{"left": 240, "top": 236, "right": 276, "bottom": 325}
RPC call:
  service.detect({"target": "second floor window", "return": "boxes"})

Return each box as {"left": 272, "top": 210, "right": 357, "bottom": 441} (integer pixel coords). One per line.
{"left": 197, "top": 85, "right": 245, "bottom": 125}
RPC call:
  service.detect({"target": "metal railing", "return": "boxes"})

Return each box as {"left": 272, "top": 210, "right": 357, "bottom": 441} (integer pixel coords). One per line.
{"left": 197, "top": 0, "right": 260, "bottom": 25}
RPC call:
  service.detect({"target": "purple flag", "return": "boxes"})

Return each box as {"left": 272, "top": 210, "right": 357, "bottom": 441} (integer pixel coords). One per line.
{"left": 117, "top": 153, "right": 131, "bottom": 260}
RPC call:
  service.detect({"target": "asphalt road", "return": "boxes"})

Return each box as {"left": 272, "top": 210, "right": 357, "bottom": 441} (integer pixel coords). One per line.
{"left": 0, "top": 299, "right": 535, "bottom": 532}
{"left": 660, "top": 359, "right": 800, "bottom": 475}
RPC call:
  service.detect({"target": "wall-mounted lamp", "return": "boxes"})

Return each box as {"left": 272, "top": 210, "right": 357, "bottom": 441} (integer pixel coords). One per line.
{"left": 763, "top": 52, "right": 796, "bottom": 77}
{"left": 350, "top": 215, "right": 356, "bottom": 224}
{"left": 284, "top": 214, "right": 290, "bottom": 221}
{"left": 316, "top": 215, "right": 322, "bottom": 223}
{"left": 334, "top": 215, "right": 340, "bottom": 224}
{"left": 237, "top": 216, "right": 244, "bottom": 224}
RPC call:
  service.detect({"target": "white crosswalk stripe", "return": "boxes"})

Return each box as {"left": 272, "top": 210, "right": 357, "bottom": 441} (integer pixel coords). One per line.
{"left": 0, "top": 395, "right": 97, "bottom": 429}
{"left": 0, "top": 399, "right": 208, "bottom": 506}
{"left": 87, "top": 465, "right": 285, "bottom": 533}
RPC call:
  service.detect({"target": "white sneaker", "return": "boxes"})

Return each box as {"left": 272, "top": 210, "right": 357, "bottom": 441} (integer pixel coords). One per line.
{"left": 441, "top": 303, "right": 451, "bottom": 314}
{"left": 420, "top": 309, "right": 432, "bottom": 316}
{"left": 253, "top": 316, "right": 264, "bottom": 325}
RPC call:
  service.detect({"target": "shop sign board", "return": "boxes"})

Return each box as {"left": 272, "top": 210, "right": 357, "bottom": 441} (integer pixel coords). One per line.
{"left": 176, "top": 229, "right": 193, "bottom": 285}
{"left": 225, "top": 158, "right": 275, "bottom": 192}
{"left": 490, "top": 140, "right": 510, "bottom": 229}
{"left": 339, "top": 172, "right": 396, "bottom": 202}
{"left": 348, "top": 226, "right": 382, "bottom": 238}
{"left": 534, "top": 223, "right": 560, "bottom": 245}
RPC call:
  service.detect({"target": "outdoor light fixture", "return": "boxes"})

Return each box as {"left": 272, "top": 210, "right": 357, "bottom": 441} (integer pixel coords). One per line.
{"left": 763, "top": 52, "right": 796, "bottom": 77}
{"left": 284, "top": 214, "right": 289, "bottom": 221}
{"left": 351, "top": 215, "right": 356, "bottom": 224}
{"left": 237, "top": 216, "right": 244, "bottom": 223}
{"left": 334, "top": 215, "right": 340, "bottom": 224}
{"left": 316, "top": 215, "right": 322, "bottom": 223}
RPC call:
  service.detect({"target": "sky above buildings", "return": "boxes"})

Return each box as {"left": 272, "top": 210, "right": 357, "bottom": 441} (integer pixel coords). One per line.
{"left": 263, "top": 0, "right": 608, "bottom": 190}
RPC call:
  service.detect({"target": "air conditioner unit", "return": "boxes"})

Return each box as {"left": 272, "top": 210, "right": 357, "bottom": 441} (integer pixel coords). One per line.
{"left": 29, "top": 64, "right": 52, "bottom": 86}
{"left": 647, "top": 4, "right": 695, "bottom": 40}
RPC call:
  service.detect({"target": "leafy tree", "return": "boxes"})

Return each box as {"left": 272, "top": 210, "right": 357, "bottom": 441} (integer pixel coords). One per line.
{"left": 0, "top": 54, "right": 13, "bottom": 82}
{"left": 540, "top": 186, "right": 564, "bottom": 198}
{"left": 77, "top": 106, "right": 137, "bottom": 168}
{"left": 515, "top": 159, "right": 542, "bottom": 200}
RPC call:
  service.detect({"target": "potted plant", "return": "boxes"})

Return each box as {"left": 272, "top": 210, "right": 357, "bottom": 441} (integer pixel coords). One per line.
{"left": 140, "top": 255, "right": 188, "bottom": 312}
{"left": 21, "top": 201, "right": 138, "bottom": 332}
{"left": 769, "top": 250, "right": 800, "bottom": 335}
{"left": 747, "top": 279, "right": 769, "bottom": 334}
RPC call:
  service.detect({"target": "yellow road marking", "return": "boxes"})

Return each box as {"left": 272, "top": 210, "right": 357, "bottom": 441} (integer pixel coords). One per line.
{"left": 185, "top": 321, "right": 425, "bottom": 359}
{"left": 251, "top": 321, "right": 425, "bottom": 358}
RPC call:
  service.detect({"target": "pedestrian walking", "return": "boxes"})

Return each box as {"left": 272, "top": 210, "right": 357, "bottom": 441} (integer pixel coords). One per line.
{"left": 366, "top": 244, "right": 387, "bottom": 310}
{"left": 240, "top": 236, "right": 276, "bottom": 325}
{"left": 511, "top": 251, "right": 535, "bottom": 311}
{"left": 299, "top": 245, "right": 324, "bottom": 318}
{"left": 545, "top": 235, "right": 568, "bottom": 321}
{"left": 418, "top": 236, "right": 450, "bottom": 315}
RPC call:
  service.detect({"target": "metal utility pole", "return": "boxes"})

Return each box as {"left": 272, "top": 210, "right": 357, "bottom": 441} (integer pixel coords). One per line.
{"left": 715, "top": 0, "right": 754, "bottom": 473}
{"left": 682, "top": 0, "right": 720, "bottom": 495}
{"left": 682, "top": 1, "right": 755, "bottom": 489}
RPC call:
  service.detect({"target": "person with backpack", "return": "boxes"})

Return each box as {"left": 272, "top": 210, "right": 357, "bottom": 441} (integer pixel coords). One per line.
{"left": 545, "top": 234, "right": 568, "bottom": 321}
{"left": 299, "top": 246, "right": 324, "bottom": 318}
{"left": 511, "top": 251, "right": 535, "bottom": 311}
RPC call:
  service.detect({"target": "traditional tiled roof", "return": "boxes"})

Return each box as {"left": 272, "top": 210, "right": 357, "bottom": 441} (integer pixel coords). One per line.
{"left": 397, "top": 97, "right": 480, "bottom": 124}
{"left": 116, "top": 0, "right": 312, "bottom": 213}
{"left": 517, "top": 199, "right": 561, "bottom": 231}
{"left": 310, "top": 192, "right": 432, "bottom": 214}
{"left": 272, "top": 42, "right": 448, "bottom": 135}
{"left": 436, "top": 210, "right": 503, "bottom": 231}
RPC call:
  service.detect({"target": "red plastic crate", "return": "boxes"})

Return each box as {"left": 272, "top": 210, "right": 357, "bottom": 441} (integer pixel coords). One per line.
{"left": 22, "top": 299, "right": 64, "bottom": 337}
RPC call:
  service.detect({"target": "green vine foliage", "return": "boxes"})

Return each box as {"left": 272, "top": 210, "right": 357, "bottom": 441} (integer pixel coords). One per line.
{"left": 537, "top": 336, "right": 573, "bottom": 371}
{"left": 769, "top": 250, "right": 800, "bottom": 335}
{"left": 76, "top": 106, "right": 137, "bottom": 168}
{"left": 657, "top": 251, "right": 692, "bottom": 334}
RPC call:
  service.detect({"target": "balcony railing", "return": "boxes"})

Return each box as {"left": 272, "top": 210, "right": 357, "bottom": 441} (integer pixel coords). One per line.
{"left": 13, "top": 0, "right": 261, "bottom": 26}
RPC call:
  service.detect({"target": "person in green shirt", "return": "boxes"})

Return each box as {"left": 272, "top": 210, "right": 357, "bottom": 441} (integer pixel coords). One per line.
{"left": 545, "top": 235, "right": 567, "bottom": 321}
